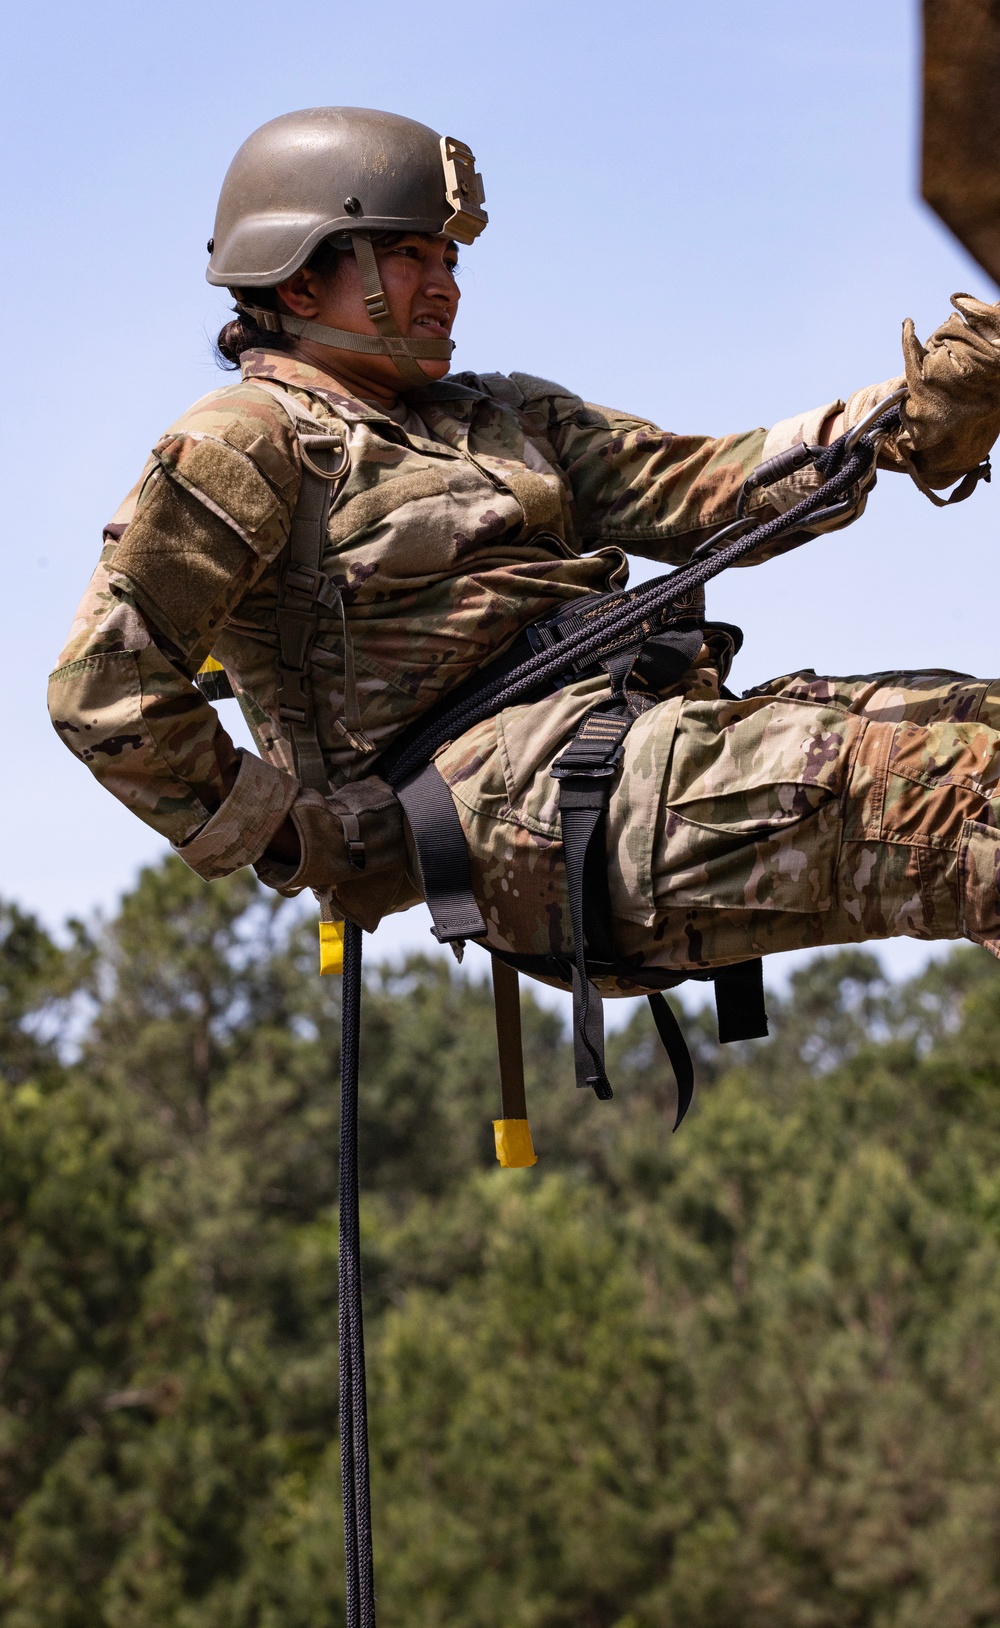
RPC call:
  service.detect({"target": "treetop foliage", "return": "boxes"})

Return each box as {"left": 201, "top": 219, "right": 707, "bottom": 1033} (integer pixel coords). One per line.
{"left": 3, "top": 858, "right": 1000, "bottom": 1626}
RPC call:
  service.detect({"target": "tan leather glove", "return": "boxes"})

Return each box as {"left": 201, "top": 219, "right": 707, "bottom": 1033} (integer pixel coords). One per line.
{"left": 845, "top": 295, "right": 1000, "bottom": 489}
{"left": 255, "top": 774, "right": 420, "bottom": 932}
{"left": 899, "top": 294, "right": 1000, "bottom": 483}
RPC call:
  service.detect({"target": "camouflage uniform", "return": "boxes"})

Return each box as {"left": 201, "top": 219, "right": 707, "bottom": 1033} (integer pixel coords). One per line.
{"left": 48, "top": 351, "right": 1000, "bottom": 979}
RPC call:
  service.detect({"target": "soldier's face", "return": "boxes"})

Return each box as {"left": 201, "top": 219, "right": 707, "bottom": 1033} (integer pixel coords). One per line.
{"left": 275, "top": 234, "right": 460, "bottom": 398}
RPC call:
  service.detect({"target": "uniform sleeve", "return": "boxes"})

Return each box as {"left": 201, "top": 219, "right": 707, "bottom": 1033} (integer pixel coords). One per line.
{"left": 499, "top": 371, "right": 844, "bottom": 567}
{"left": 47, "top": 384, "right": 304, "bottom": 866}
{"left": 492, "top": 370, "right": 763, "bottom": 564}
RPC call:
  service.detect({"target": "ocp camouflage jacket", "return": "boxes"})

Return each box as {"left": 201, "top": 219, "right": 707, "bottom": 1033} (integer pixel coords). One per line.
{"left": 48, "top": 349, "right": 839, "bottom": 948}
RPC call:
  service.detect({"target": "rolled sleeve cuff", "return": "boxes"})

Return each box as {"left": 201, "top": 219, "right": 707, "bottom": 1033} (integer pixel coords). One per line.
{"left": 173, "top": 749, "right": 300, "bottom": 881}
{"left": 756, "top": 397, "right": 844, "bottom": 513}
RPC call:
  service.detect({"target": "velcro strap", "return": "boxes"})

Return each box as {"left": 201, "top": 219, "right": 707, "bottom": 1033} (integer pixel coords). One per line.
{"left": 396, "top": 763, "right": 486, "bottom": 943}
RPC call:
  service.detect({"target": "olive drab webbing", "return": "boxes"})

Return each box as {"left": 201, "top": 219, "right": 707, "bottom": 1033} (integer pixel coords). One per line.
{"left": 238, "top": 381, "right": 374, "bottom": 778}
{"left": 243, "top": 232, "right": 452, "bottom": 391}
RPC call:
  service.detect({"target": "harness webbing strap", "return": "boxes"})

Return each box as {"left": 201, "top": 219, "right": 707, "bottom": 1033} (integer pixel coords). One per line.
{"left": 395, "top": 762, "right": 487, "bottom": 942}
{"left": 712, "top": 958, "right": 769, "bottom": 1044}
{"left": 552, "top": 705, "right": 634, "bottom": 1100}
{"left": 278, "top": 462, "right": 336, "bottom": 791}
{"left": 254, "top": 383, "right": 374, "bottom": 783}
{"left": 647, "top": 993, "right": 695, "bottom": 1128}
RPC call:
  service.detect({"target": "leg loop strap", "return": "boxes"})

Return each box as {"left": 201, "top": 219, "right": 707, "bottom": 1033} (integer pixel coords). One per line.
{"left": 396, "top": 762, "right": 487, "bottom": 943}
{"left": 552, "top": 703, "right": 635, "bottom": 1100}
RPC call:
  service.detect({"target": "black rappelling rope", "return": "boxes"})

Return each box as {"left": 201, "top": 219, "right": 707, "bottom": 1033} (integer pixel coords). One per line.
{"left": 339, "top": 919, "right": 376, "bottom": 1628}
{"left": 386, "top": 411, "right": 900, "bottom": 786}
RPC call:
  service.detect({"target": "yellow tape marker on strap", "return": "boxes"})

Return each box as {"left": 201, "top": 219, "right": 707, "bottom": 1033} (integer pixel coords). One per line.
{"left": 493, "top": 1118, "right": 537, "bottom": 1168}
{"left": 198, "top": 655, "right": 225, "bottom": 675}
{"left": 319, "top": 920, "right": 345, "bottom": 975}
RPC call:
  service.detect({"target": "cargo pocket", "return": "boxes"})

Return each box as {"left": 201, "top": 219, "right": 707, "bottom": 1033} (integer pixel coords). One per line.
{"left": 959, "top": 817, "right": 1000, "bottom": 953}
{"left": 652, "top": 696, "right": 859, "bottom": 915}
{"left": 654, "top": 792, "right": 844, "bottom": 914}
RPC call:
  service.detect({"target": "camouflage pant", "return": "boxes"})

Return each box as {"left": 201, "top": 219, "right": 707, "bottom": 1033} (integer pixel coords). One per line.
{"left": 612, "top": 668, "right": 1000, "bottom": 973}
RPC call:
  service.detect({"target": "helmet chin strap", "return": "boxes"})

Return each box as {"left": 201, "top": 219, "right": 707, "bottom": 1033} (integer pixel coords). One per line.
{"left": 241, "top": 232, "right": 451, "bottom": 389}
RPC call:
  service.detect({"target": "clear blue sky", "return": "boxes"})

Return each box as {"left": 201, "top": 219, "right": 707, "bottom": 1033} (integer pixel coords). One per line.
{"left": 3, "top": 0, "right": 995, "bottom": 995}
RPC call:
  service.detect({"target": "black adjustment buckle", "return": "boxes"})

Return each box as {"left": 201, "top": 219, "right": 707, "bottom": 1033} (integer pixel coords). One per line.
{"left": 550, "top": 710, "right": 632, "bottom": 780}
{"left": 277, "top": 667, "right": 311, "bottom": 727}
{"left": 283, "top": 564, "right": 338, "bottom": 610}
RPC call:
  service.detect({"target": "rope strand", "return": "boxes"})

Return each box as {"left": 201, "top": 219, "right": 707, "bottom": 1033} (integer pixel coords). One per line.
{"left": 339, "top": 922, "right": 376, "bottom": 1628}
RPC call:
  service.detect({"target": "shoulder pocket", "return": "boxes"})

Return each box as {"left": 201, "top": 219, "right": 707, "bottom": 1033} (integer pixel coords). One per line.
{"left": 153, "top": 431, "right": 295, "bottom": 561}
{"left": 110, "top": 470, "right": 261, "bottom": 647}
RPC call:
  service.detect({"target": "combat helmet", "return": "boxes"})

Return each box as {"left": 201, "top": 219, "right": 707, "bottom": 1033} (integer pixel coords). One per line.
{"left": 206, "top": 107, "right": 488, "bottom": 384}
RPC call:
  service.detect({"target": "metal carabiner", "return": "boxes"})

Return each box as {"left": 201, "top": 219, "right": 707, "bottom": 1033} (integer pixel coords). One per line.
{"left": 844, "top": 385, "right": 909, "bottom": 452}
{"left": 688, "top": 515, "right": 758, "bottom": 563}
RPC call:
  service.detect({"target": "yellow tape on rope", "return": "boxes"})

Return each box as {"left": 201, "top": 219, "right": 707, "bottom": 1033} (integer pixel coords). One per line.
{"left": 319, "top": 920, "right": 345, "bottom": 975}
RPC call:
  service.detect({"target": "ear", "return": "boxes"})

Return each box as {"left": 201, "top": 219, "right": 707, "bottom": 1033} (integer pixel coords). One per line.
{"left": 274, "top": 268, "right": 323, "bottom": 318}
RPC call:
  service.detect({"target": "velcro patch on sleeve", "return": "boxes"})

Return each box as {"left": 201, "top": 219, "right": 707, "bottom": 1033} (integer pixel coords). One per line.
{"left": 499, "top": 467, "right": 565, "bottom": 528}
{"left": 110, "top": 473, "right": 257, "bottom": 647}
{"left": 154, "top": 432, "right": 291, "bottom": 560}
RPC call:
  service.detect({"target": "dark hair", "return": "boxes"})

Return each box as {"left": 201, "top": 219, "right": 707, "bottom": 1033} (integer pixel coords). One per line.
{"left": 215, "top": 231, "right": 409, "bottom": 368}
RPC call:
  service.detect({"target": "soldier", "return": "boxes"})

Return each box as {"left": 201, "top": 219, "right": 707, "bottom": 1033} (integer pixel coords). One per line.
{"left": 48, "top": 106, "right": 1000, "bottom": 1016}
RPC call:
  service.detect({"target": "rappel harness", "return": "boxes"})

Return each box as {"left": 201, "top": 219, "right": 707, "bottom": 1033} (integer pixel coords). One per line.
{"left": 198, "top": 387, "right": 988, "bottom": 1628}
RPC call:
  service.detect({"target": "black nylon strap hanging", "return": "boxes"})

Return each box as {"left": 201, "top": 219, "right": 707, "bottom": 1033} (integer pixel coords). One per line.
{"left": 491, "top": 957, "right": 528, "bottom": 1119}
{"left": 395, "top": 763, "right": 487, "bottom": 942}
{"left": 560, "top": 783, "right": 614, "bottom": 1098}
{"left": 647, "top": 992, "right": 696, "bottom": 1128}
{"left": 339, "top": 921, "right": 377, "bottom": 1628}
{"left": 712, "top": 959, "right": 769, "bottom": 1044}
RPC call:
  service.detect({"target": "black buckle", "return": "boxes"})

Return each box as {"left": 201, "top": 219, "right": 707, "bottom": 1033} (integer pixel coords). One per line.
{"left": 550, "top": 710, "right": 632, "bottom": 779}
{"left": 277, "top": 668, "right": 311, "bottom": 727}
{"left": 283, "top": 564, "right": 336, "bottom": 609}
